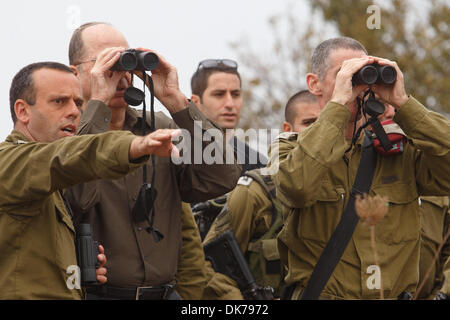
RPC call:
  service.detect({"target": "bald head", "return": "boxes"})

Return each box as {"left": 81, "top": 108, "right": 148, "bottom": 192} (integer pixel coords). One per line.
{"left": 68, "top": 22, "right": 131, "bottom": 109}
{"left": 69, "top": 22, "right": 129, "bottom": 66}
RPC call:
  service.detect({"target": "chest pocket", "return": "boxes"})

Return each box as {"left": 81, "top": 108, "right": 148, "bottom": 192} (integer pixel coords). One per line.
{"left": 298, "top": 182, "right": 344, "bottom": 242}
{"left": 371, "top": 181, "right": 419, "bottom": 244}
{"left": 419, "top": 197, "right": 449, "bottom": 245}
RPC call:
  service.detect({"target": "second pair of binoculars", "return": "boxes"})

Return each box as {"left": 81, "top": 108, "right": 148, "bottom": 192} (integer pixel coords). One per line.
{"left": 352, "top": 62, "right": 397, "bottom": 86}
{"left": 110, "top": 48, "right": 159, "bottom": 72}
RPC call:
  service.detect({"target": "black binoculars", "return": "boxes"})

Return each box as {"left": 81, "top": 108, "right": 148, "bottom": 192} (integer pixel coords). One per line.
{"left": 75, "top": 223, "right": 99, "bottom": 286}
{"left": 352, "top": 63, "right": 397, "bottom": 86}
{"left": 110, "top": 49, "right": 159, "bottom": 71}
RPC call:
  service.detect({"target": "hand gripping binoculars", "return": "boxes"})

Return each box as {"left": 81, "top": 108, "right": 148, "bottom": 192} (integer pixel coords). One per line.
{"left": 352, "top": 63, "right": 397, "bottom": 86}
{"left": 110, "top": 48, "right": 159, "bottom": 72}
{"left": 110, "top": 49, "right": 160, "bottom": 107}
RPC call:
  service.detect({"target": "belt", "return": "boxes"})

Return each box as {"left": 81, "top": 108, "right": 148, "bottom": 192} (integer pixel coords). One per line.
{"left": 87, "top": 284, "right": 174, "bottom": 300}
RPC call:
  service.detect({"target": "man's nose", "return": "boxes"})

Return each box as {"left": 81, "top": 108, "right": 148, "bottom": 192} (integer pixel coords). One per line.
{"left": 224, "top": 92, "right": 236, "bottom": 108}
{"left": 122, "top": 72, "right": 132, "bottom": 87}
{"left": 67, "top": 100, "right": 81, "bottom": 118}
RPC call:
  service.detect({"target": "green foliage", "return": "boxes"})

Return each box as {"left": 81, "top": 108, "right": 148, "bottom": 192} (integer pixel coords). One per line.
{"left": 232, "top": 0, "right": 449, "bottom": 130}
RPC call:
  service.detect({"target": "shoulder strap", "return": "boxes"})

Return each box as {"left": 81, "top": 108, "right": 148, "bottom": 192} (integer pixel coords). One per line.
{"left": 244, "top": 169, "right": 276, "bottom": 200}
{"left": 244, "top": 169, "right": 280, "bottom": 229}
{"left": 300, "top": 132, "right": 377, "bottom": 300}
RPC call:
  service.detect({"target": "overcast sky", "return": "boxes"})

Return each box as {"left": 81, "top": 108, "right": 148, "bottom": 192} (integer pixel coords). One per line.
{"left": 0, "top": 0, "right": 316, "bottom": 140}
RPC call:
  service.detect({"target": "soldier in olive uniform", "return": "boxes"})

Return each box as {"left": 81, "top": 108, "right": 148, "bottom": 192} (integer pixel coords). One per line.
{"left": 417, "top": 196, "right": 450, "bottom": 299}
{"left": 0, "top": 62, "right": 181, "bottom": 299}
{"left": 202, "top": 90, "right": 321, "bottom": 299}
{"left": 268, "top": 37, "right": 450, "bottom": 299}
{"left": 65, "top": 23, "right": 240, "bottom": 300}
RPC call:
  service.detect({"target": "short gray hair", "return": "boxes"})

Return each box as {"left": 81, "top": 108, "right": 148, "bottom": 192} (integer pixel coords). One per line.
{"left": 311, "top": 37, "right": 367, "bottom": 79}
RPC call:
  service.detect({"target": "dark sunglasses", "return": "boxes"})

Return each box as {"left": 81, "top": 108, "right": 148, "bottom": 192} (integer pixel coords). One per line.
{"left": 197, "top": 59, "right": 238, "bottom": 70}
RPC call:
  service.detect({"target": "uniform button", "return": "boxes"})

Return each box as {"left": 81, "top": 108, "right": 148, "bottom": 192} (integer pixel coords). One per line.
{"left": 104, "top": 117, "right": 109, "bottom": 122}
{"left": 137, "top": 227, "right": 142, "bottom": 231}
{"left": 132, "top": 196, "right": 137, "bottom": 201}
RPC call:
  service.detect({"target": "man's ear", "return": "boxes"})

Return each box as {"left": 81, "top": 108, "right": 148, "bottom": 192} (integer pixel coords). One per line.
{"left": 69, "top": 65, "right": 79, "bottom": 77}
{"left": 306, "top": 72, "right": 322, "bottom": 96}
{"left": 282, "top": 121, "right": 293, "bottom": 133}
{"left": 190, "top": 94, "right": 201, "bottom": 108}
{"left": 14, "top": 99, "right": 31, "bottom": 125}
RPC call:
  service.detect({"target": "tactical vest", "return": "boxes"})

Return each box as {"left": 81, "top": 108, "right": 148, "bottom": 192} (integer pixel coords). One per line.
{"left": 244, "top": 169, "right": 284, "bottom": 297}
{"left": 205, "top": 168, "right": 285, "bottom": 297}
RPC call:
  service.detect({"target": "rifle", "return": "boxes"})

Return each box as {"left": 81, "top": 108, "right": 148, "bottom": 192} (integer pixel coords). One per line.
{"left": 204, "top": 229, "right": 274, "bottom": 300}
{"left": 192, "top": 196, "right": 227, "bottom": 240}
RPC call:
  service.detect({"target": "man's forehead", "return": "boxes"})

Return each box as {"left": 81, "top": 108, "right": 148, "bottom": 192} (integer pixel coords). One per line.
{"left": 295, "top": 101, "right": 320, "bottom": 116}
{"left": 82, "top": 24, "right": 129, "bottom": 56}
{"left": 33, "top": 68, "right": 82, "bottom": 96}
{"left": 206, "top": 72, "right": 241, "bottom": 90}
{"left": 329, "top": 48, "right": 367, "bottom": 68}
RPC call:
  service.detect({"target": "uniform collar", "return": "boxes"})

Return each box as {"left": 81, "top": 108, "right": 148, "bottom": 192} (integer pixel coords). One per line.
{"left": 5, "top": 130, "right": 32, "bottom": 145}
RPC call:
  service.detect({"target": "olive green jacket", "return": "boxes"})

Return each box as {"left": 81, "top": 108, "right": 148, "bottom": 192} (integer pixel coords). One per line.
{"left": 0, "top": 130, "right": 145, "bottom": 299}
{"left": 268, "top": 97, "right": 450, "bottom": 299}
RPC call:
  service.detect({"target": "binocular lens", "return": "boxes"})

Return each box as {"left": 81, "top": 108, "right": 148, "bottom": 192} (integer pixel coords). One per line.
{"left": 378, "top": 65, "right": 397, "bottom": 84}
{"left": 138, "top": 52, "right": 159, "bottom": 71}
{"left": 356, "top": 65, "right": 378, "bottom": 84}
{"left": 110, "top": 52, "right": 138, "bottom": 71}
{"left": 120, "top": 52, "right": 138, "bottom": 70}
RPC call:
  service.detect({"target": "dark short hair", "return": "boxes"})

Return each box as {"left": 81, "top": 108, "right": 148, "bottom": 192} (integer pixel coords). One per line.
{"left": 191, "top": 65, "right": 241, "bottom": 99}
{"left": 311, "top": 37, "right": 367, "bottom": 79}
{"left": 284, "top": 89, "right": 318, "bottom": 124}
{"left": 68, "top": 22, "right": 110, "bottom": 65}
{"left": 9, "top": 62, "right": 74, "bottom": 123}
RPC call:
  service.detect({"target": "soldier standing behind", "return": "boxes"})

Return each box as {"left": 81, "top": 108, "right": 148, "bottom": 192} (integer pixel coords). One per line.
{"left": 201, "top": 90, "right": 321, "bottom": 299}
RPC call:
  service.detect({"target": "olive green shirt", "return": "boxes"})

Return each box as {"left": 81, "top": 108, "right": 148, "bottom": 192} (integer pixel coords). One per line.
{"left": 0, "top": 129, "right": 145, "bottom": 299}
{"left": 268, "top": 97, "right": 450, "bottom": 299}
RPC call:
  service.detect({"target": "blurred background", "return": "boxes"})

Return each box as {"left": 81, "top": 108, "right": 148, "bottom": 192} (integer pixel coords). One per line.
{"left": 0, "top": 0, "right": 448, "bottom": 141}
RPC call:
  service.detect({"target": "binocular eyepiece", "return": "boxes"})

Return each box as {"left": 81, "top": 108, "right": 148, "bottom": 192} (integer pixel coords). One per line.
{"left": 352, "top": 63, "right": 397, "bottom": 86}
{"left": 110, "top": 49, "right": 159, "bottom": 71}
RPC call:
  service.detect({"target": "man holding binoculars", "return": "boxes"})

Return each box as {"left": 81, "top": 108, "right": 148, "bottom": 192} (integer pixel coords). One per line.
{"left": 65, "top": 22, "right": 240, "bottom": 300}
{"left": 268, "top": 36, "right": 450, "bottom": 299}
